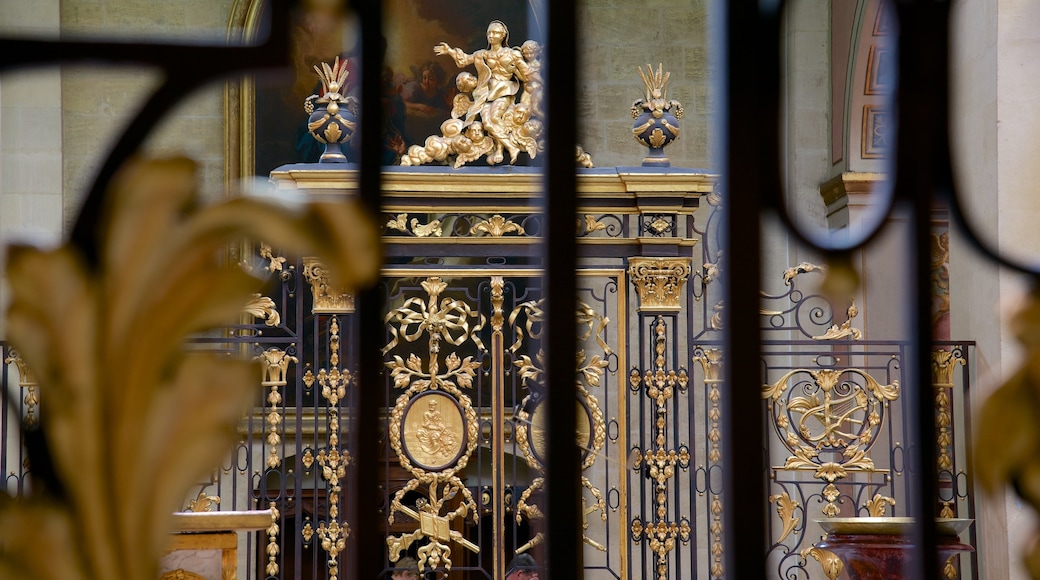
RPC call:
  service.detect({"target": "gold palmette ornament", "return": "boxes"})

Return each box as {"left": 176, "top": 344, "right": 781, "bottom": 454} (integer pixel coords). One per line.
{"left": 0, "top": 157, "right": 379, "bottom": 580}
{"left": 976, "top": 286, "right": 1040, "bottom": 578}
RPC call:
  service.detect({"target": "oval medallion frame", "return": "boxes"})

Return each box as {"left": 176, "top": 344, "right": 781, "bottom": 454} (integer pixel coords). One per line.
{"left": 519, "top": 396, "right": 597, "bottom": 470}
{"left": 394, "top": 390, "right": 476, "bottom": 476}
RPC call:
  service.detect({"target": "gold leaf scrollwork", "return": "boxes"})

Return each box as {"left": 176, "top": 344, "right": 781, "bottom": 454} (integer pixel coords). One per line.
{"left": 184, "top": 491, "right": 220, "bottom": 513}
{"left": 783, "top": 261, "right": 826, "bottom": 286}
{"left": 768, "top": 491, "right": 800, "bottom": 543}
{"left": 812, "top": 297, "right": 863, "bottom": 340}
{"left": 800, "top": 546, "right": 844, "bottom": 580}
{"left": 765, "top": 367, "right": 896, "bottom": 516}
{"left": 863, "top": 493, "right": 896, "bottom": 517}
{"left": 411, "top": 217, "right": 443, "bottom": 237}
{"left": 244, "top": 293, "right": 280, "bottom": 326}
{"left": 512, "top": 299, "right": 611, "bottom": 555}
{"left": 259, "top": 243, "right": 287, "bottom": 273}
{"left": 384, "top": 277, "right": 481, "bottom": 571}
{"left": 577, "top": 214, "right": 607, "bottom": 236}
{"left": 386, "top": 213, "right": 408, "bottom": 233}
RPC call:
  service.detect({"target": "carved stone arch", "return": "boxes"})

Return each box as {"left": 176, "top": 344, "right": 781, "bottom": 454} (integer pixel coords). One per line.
{"left": 844, "top": 0, "right": 894, "bottom": 168}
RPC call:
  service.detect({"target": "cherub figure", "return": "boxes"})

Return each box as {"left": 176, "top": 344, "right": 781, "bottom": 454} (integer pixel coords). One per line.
{"left": 519, "top": 40, "right": 544, "bottom": 119}
{"left": 451, "top": 72, "right": 478, "bottom": 120}
{"left": 452, "top": 121, "right": 495, "bottom": 168}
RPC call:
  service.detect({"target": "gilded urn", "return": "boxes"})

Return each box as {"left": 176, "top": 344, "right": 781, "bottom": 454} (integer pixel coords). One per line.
{"left": 631, "top": 64, "right": 683, "bottom": 167}
{"left": 305, "top": 57, "right": 359, "bottom": 163}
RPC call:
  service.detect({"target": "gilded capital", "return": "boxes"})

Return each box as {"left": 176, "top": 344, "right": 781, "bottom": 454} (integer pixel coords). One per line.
{"left": 628, "top": 257, "right": 692, "bottom": 312}
{"left": 693, "top": 348, "right": 723, "bottom": 382}
{"left": 931, "top": 348, "right": 965, "bottom": 387}
{"left": 303, "top": 257, "right": 356, "bottom": 314}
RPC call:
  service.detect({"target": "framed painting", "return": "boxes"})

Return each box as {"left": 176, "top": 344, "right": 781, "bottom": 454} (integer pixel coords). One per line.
{"left": 228, "top": 0, "right": 536, "bottom": 180}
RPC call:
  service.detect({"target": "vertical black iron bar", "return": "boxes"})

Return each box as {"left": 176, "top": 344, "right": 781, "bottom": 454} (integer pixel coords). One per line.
{"left": 894, "top": 2, "right": 952, "bottom": 577}
{"left": 545, "top": 0, "right": 580, "bottom": 579}
{"left": 351, "top": 0, "right": 385, "bottom": 579}
{"left": 722, "top": 1, "right": 780, "bottom": 577}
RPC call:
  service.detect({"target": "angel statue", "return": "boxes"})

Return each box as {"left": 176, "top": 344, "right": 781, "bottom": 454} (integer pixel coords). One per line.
{"left": 401, "top": 20, "right": 548, "bottom": 168}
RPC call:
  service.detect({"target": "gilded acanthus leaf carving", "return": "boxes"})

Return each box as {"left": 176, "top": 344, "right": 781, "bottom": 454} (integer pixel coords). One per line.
{"left": 243, "top": 293, "right": 280, "bottom": 326}
{"left": 0, "top": 157, "right": 379, "bottom": 580}
{"left": 768, "top": 492, "right": 799, "bottom": 543}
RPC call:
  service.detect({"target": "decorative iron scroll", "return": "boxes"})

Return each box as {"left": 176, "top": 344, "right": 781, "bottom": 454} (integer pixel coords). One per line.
{"left": 763, "top": 367, "right": 898, "bottom": 517}
{"left": 384, "top": 277, "right": 480, "bottom": 572}
{"left": 511, "top": 296, "right": 611, "bottom": 554}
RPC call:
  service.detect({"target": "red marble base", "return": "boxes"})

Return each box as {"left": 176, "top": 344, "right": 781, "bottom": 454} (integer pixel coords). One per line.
{"left": 817, "top": 533, "right": 973, "bottom": 580}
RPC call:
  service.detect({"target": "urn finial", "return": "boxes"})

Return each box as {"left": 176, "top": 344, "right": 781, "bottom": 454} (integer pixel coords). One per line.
{"left": 631, "top": 63, "right": 683, "bottom": 167}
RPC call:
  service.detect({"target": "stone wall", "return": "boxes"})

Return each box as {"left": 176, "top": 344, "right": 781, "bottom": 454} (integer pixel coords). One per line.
{"left": 577, "top": 0, "right": 714, "bottom": 170}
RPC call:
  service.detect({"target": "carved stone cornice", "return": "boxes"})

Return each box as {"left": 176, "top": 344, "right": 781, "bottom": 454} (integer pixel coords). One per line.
{"left": 628, "top": 257, "right": 692, "bottom": 312}
{"left": 302, "top": 257, "right": 355, "bottom": 314}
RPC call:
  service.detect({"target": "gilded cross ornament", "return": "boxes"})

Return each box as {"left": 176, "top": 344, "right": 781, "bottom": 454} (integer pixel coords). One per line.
{"left": 630, "top": 317, "right": 691, "bottom": 580}
{"left": 315, "top": 317, "right": 352, "bottom": 580}
{"left": 384, "top": 277, "right": 481, "bottom": 572}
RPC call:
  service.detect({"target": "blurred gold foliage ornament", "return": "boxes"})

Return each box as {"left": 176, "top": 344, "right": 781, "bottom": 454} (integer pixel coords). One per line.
{"left": 976, "top": 286, "right": 1040, "bottom": 578}
{"left": 0, "top": 157, "right": 379, "bottom": 580}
